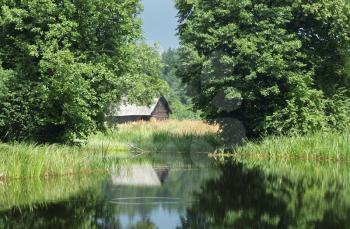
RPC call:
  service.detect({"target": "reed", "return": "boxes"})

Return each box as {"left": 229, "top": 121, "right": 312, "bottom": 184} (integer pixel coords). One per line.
{"left": 0, "top": 143, "right": 114, "bottom": 180}
{"left": 0, "top": 120, "right": 219, "bottom": 179}
{"left": 228, "top": 131, "right": 350, "bottom": 161}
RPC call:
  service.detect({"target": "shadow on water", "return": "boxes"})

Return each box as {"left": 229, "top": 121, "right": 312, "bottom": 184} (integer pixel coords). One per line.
{"left": 1, "top": 154, "right": 350, "bottom": 228}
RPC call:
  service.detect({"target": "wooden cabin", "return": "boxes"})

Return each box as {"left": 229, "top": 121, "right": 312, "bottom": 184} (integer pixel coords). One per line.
{"left": 112, "top": 165, "right": 169, "bottom": 187}
{"left": 108, "top": 96, "right": 172, "bottom": 124}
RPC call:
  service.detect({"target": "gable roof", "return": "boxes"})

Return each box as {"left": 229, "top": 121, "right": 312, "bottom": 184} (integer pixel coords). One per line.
{"left": 111, "top": 165, "right": 169, "bottom": 186}
{"left": 111, "top": 96, "right": 171, "bottom": 117}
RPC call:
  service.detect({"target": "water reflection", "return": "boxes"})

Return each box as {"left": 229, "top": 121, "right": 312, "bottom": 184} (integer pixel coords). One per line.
{"left": 1, "top": 156, "right": 350, "bottom": 228}
{"left": 104, "top": 168, "right": 219, "bottom": 228}
{"left": 111, "top": 165, "right": 170, "bottom": 187}
{"left": 0, "top": 164, "right": 219, "bottom": 228}
{"left": 180, "top": 159, "right": 350, "bottom": 228}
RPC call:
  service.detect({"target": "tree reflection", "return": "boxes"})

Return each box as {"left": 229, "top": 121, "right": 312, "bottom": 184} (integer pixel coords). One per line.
{"left": 0, "top": 167, "right": 220, "bottom": 228}
{"left": 3, "top": 159, "right": 350, "bottom": 228}
{"left": 180, "top": 161, "right": 350, "bottom": 228}
{"left": 0, "top": 192, "right": 116, "bottom": 228}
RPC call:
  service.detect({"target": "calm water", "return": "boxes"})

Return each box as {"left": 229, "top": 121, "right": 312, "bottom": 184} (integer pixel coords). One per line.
{"left": 1, "top": 153, "right": 350, "bottom": 228}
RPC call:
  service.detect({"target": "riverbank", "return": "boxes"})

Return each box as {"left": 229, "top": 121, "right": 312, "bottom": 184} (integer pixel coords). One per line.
{"left": 0, "top": 143, "right": 113, "bottom": 180}
{"left": 87, "top": 120, "right": 220, "bottom": 154}
{"left": 0, "top": 120, "right": 219, "bottom": 180}
{"left": 225, "top": 131, "right": 350, "bottom": 162}
{"left": 2, "top": 120, "right": 348, "bottom": 180}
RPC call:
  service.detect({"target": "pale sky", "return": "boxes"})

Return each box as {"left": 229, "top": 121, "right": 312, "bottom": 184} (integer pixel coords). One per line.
{"left": 140, "top": 0, "right": 179, "bottom": 50}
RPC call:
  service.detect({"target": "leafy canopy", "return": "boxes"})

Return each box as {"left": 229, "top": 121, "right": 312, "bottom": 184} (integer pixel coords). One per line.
{"left": 161, "top": 48, "right": 201, "bottom": 120}
{"left": 0, "top": 0, "right": 166, "bottom": 143}
{"left": 176, "top": 0, "right": 350, "bottom": 139}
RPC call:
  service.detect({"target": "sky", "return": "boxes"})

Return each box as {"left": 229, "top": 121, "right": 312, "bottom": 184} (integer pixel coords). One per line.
{"left": 140, "top": 0, "right": 179, "bottom": 51}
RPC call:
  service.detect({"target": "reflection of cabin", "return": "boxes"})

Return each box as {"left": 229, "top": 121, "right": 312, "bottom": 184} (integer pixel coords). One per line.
{"left": 108, "top": 97, "right": 172, "bottom": 124}
{"left": 112, "top": 165, "right": 169, "bottom": 187}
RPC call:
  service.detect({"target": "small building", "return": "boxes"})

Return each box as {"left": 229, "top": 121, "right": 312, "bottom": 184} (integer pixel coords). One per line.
{"left": 112, "top": 165, "right": 170, "bottom": 187}
{"left": 108, "top": 96, "right": 172, "bottom": 123}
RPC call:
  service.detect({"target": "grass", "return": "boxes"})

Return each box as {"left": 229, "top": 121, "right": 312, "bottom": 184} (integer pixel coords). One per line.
{"left": 2, "top": 119, "right": 350, "bottom": 180}
{"left": 223, "top": 131, "right": 350, "bottom": 162}
{"left": 0, "top": 143, "right": 116, "bottom": 180}
{"left": 87, "top": 120, "right": 220, "bottom": 154}
{"left": 0, "top": 120, "right": 219, "bottom": 180}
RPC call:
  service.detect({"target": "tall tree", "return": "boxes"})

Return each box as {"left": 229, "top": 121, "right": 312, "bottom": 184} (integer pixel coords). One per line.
{"left": 161, "top": 48, "right": 201, "bottom": 120}
{"left": 0, "top": 0, "right": 165, "bottom": 143}
{"left": 175, "top": 0, "right": 350, "bottom": 140}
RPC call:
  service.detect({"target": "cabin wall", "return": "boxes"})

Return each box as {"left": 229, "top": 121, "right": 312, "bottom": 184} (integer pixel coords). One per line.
{"left": 151, "top": 101, "right": 170, "bottom": 121}
{"left": 108, "top": 115, "right": 151, "bottom": 124}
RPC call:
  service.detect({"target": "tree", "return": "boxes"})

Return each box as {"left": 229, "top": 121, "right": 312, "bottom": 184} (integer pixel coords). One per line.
{"left": 161, "top": 48, "right": 201, "bottom": 120}
{"left": 124, "top": 43, "right": 168, "bottom": 105}
{"left": 175, "top": 0, "right": 350, "bottom": 139}
{"left": 0, "top": 0, "right": 165, "bottom": 143}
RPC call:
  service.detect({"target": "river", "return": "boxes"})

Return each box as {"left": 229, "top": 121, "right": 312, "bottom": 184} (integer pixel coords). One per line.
{"left": 0, "top": 152, "right": 349, "bottom": 228}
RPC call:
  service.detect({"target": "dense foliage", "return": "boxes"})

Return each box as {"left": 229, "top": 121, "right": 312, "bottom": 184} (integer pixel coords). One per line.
{"left": 161, "top": 48, "right": 201, "bottom": 120}
{"left": 176, "top": 0, "right": 350, "bottom": 139}
{"left": 0, "top": 0, "right": 165, "bottom": 143}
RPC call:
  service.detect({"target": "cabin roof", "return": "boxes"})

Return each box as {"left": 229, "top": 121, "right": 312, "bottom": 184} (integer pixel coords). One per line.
{"left": 111, "top": 165, "right": 169, "bottom": 187}
{"left": 112, "top": 97, "right": 171, "bottom": 117}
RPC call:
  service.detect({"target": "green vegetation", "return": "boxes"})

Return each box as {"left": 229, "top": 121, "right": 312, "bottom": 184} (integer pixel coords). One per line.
{"left": 3, "top": 141, "right": 350, "bottom": 228}
{"left": 0, "top": 120, "right": 218, "bottom": 179}
{"left": 176, "top": 0, "right": 350, "bottom": 138}
{"left": 0, "top": 143, "right": 115, "bottom": 180}
{"left": 3, "top": 0, "right": 349, "bottom": 157}
{"left": 0, "top": 1, "right": 166, "bottom": 143}
{"left": 2, "top": 0, "right": 350, "bottom": 226}
{"left": 161, "top": 48, "right": 201, "bottom": 120}
{"left": 227, "top": 131, "right": 350, "bottom": 161}
{"left": 88, "top": 120, "right": 219, "bottom": 154}
{"left": 1, "top": 0, "right": 350, "bottom": 210}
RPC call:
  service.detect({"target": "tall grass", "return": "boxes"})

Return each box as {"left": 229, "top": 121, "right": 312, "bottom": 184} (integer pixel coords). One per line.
{"left": 118, "top": 120, "right": 219, "bottom": 135}
{"left": 0, "top": 120, "right": 219, "bottom": 180}
{"left": 87, "top": 120, "right": 220, "bottom": 154}
{"left": 0, "top": 143, "right": 114, "bottom": 180}
{"left": 228, "top": 131, "right": 350, "bottom": 161}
